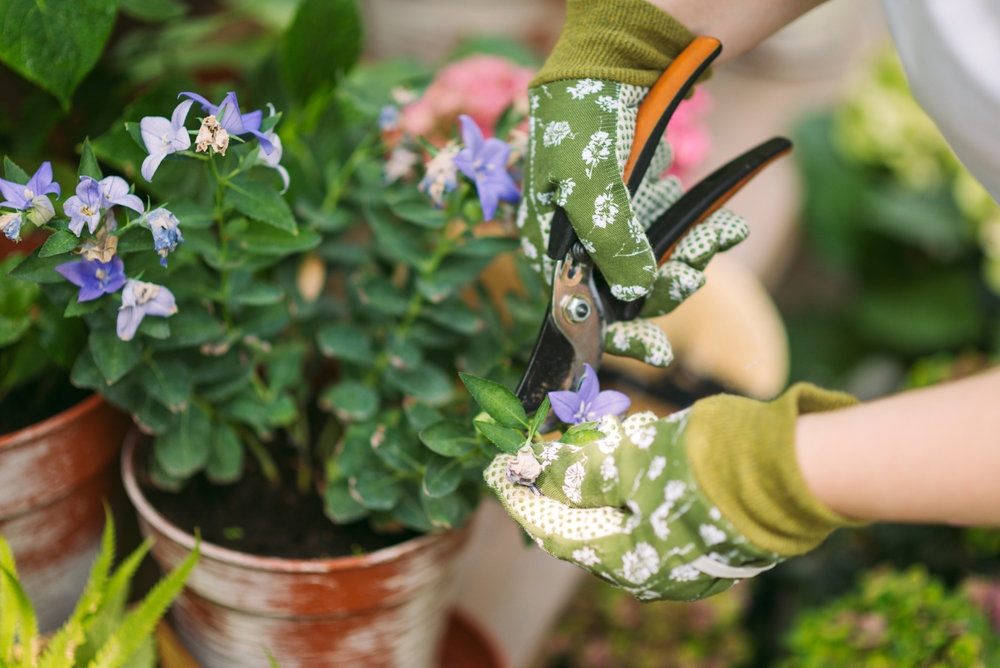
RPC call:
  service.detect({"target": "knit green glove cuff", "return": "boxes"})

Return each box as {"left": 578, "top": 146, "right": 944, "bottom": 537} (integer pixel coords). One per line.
{"left": 687, "top": 383, "right": 866, "bottom": 558}
{"left": 532, "top": 0, "right": 696, "bottom": 88}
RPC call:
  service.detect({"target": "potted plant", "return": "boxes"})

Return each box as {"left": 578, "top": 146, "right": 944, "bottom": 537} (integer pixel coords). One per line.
{"left": 8, "top": 0, "right": 543, "bottom": 665}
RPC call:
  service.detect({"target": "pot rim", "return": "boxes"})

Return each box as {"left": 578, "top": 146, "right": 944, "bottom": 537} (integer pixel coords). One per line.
{"left": 0, "top": 393, "right": 103, "bottom": 452}
{"left": 121, "top": 428, "right": 457, "bottom": 574}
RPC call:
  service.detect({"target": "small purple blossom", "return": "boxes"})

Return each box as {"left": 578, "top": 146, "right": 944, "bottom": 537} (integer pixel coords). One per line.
{"left": 179, "top": 91, "right": 274, "bottom": 155}
{"left": 378, "top": 105, "right": 400, "bottom": 132}
{"left": 255, "top": 108, "right": 289, "bottom": 194}
{"left": 451, "top": 114, "right": 519, "bottom": 221}
{"left": 55, "top": 256, "right": 127, "bottom": 303}
{"left": 549, "top": 364, "right": 631, "bottom": 425}
{"left": 140, "top": 99, "right": 194, "bottom": 182}
{"left": 0, "top": 161, "right": 61, "bottom": 210}
{"left": 145, "top": 208, "right": 183, "bottom": 266}
{"left": 0, "top": 162, "right": 61, "bottom": 233}
{"left": 418, "top": 143, "right": 459, "bottom": 207}
{"left": 117, "top": 279, "right": 178, "bottom": 341}
{"left": 64, "top": 176, "right": 143, "bottom": 237}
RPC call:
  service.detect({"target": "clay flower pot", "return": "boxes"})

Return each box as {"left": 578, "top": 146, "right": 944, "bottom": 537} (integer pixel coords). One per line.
{"left": 122, "top": 432, "right": 473, "bottom": 668}
{"left": 0, "top": 394, "right": 130, "bottom": 631}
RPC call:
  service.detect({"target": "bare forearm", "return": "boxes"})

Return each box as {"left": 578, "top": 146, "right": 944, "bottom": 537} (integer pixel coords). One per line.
{"left": 796, "top": 367, "right": 1000, "bottom": 526}
{"left": 646, "top": 0, "right": 828, "bottom": 64}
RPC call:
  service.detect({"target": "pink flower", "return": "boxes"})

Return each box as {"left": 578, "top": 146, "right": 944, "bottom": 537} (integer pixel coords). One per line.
{"left": 402, "top": 55, "right": 535, "bottom": 145}
{"left": 665, "top": 88, "right": 713, "bottom": 184}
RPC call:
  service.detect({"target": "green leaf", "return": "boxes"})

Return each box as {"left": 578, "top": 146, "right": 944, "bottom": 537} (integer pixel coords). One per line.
{"left": 386, "top": 334, "right": 422, "bottom": 371}
{"left": 392, "top": 484, "right": 434, "bottom": 532}
{"left": 0, "top": 314, "right": 30, "bottom": 347}
{"left": 355, "top": 277, "right": 409, "bottom": 316}
{"left": 3, "top": 156, "right": 29, "bottom": 184}
{"left": 419, "top": 487, "right": 468, "bottom": 529}
{"left": 70, "top": 348, "right": 104, "bottom": 389}
{"left": 205, "top": 422, "right": 243, "bottom": 484}
{"left": 226, "top": 178, "right": 296, "bottom": 233}
{"left": 89, "top": 537, "right": 200, "bottom": 668}
{"left": 422, "top": 455, "right": 462, "bottom": 498}
{"left": 0, "top": 0, "right": 118, "bottom": 110}
{"left": 474, "top": 420, "right": 525, "bottom": 454}
{"left": 38, "top": 230, "right": 79, "bottom": 257}
{"left": 363, "top": 205, "right": 430, "bottom": 267}
{"left": 154, "top": 404, "right": 211, "bottom": 478}
{"left": 0, "top": 536, "right": 27, "bottom": 661}
{"left": 231, "top": 283, "right": 284, "bottom": 306}
{"left": 350, "top": 467, "right": 402, "bottom": 511}
{"left": 7, "top": 246, "right": 67, "bottom": 283}
{"left": 419, "top": 420, "right": 476, "bottom": 457}
{"left": 64, "top": 295, "right": 103, "bottom": 318}
{"left": 319, "top": 381, "right": 380, "bottom": 422}
{"left": 325, "top": 480, "right": 369, "bottom": 523}
{"left": 90, "top": 325, "right": 143, "bottom": 384}
{"left": 371, "top": 425, "right": 424, "bottom": 474}
{"left": 459, "top": 373, "right": 527, "bottom": 428}
{"left": 404, "top": 401, "right": 442, "bottom": 432}
{"left": 237, "top": 220, "right": 320, "bottom": 255}
{"left": 137, "top": 316, "right": 170, "bottom": 339}
{"left": 452, "top": 236, "right": 520, "bottom": 258}
{"left": 0, "top": 563, "right": 38, "bottom": 660}
{"left": 149, "top": 308, "right": 222, "bottom": 350}
{"left": 136, "top": 358, "right": 192, "bottom": 412}
{"left": 119, "top": 0, "right": 186, "bottom": 21}
{"left": 316, "top": 323, "right": 374, "bottom": 365}
{"left": 280, "top": 0, "right": 362, "bottom": 102}
{"left": 79, "top": 137, "right": 103, "bottom": 180}
{"left": 296, "top": 202, "right": 351, "bottom": 233}
{"left": 389, "top": 201, "right": 446, "bottom": 229}
{"left": 416, "top": 256, "right": 492, "bottom": 302}
{"left": 115, "top": 226, "right": 154, "bottom": 253}
{"left": 422, "top": 301, "right": 483, "bottom": 335}
{"left": 383, "top": 363, "right": 453, "bottom": 406}
{"left": 529, "top": 396, "right": 551, "bottom": 436}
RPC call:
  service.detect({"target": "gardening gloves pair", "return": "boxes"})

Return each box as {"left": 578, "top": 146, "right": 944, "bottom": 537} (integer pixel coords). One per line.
{"left": 517, "top": 0, "right": 750, "bottom": 368}
{"left": 487, "top": 384, "right": 865, "bottom": 602}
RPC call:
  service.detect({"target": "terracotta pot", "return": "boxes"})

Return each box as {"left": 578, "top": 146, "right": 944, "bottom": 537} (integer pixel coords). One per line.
{"left": 122, "top": 432, "right": 473, "bottom": 668}
{"left": 0, "top": 394, "right": 130, "bottom": 631}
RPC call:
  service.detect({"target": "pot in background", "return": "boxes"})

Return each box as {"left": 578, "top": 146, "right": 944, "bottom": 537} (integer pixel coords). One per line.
{"left": 0, "top": 394, "right": 130, "bottom": 631}
{"left": 122, "top": 432, "right": 472, "bottom": 668}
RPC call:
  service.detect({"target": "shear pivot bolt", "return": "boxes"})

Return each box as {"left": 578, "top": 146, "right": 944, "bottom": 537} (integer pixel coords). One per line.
{"left": 563, "top": 296, "right": 592, "bottom": 323}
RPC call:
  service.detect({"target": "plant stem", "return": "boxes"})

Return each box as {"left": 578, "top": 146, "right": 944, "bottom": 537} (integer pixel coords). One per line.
{"left": 237, "top": 426, "right": 281, "bottom": 489}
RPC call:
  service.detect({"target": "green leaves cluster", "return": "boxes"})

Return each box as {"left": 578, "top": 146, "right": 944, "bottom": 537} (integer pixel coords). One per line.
{"left": 783, "top": 566, "right": 1000, "bottom": 667}
{"left": 0, "top": 511, "right": 198, "bottom": 668}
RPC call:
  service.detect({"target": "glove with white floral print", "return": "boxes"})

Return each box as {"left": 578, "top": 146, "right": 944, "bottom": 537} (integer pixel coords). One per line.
{"left": 485, "top": 383, "right": 865, "bottom": 602}
{"left": 518, "top": 77, "right": 750, "bottom": 368}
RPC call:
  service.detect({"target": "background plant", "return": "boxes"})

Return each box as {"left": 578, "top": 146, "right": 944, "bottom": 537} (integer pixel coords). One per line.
{"left": 0, "top": 512, "right": 198, "bottom": 668}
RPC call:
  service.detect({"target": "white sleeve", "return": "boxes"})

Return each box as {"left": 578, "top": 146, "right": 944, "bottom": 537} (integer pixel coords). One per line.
{"left": 880, "top": 0, "right": 1000, "bottom": 203}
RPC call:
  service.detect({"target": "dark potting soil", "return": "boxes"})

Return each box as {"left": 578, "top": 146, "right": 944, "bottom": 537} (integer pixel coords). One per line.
{"left": 0, "top": 375, "right": 90, "bottom": 436}
{"left": 140, "top": 444, "right": 419, "bottom": 560}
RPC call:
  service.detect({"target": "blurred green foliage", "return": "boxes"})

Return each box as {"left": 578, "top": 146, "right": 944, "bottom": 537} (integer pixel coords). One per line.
{"left": 783, "top": 567, "right": 1000, "bottom": 667}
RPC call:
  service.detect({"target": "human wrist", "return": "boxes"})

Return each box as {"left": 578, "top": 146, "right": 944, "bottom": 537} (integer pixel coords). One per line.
{"left": 532, "top": 0, "right": 696, "bottom": 88}
{"left": 686, "top": 383, "right": 865, "bottom": 557}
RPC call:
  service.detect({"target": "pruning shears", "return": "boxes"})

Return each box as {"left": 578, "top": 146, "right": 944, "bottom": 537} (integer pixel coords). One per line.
{"left": 515, "top": 36, "right": 792, "bottom": 415}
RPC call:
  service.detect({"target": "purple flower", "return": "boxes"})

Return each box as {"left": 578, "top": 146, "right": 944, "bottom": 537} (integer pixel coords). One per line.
{"left": 0, "top": 161, "right": 61, "bottom": 210}
{"left": 451, "top": 114, "right": 520, "bottom": 221}
{"left": 145, "top": 208, "right": 183, "bottom": 266}
{"left": 179, "top": 91, "right": 274, "bottom": 155}
{"left": 140, "top": 99, "right": 194, "bottom": 182}
{"left": 0, "top": 161, "right": 61, "bottom": 232}
{"left": 117, "top": 279, "right": 177, "bottom": 341}
{"left": 64, "top": 176, "right": 143, "bottom": 237}
{"left": 55, "top": 256, "right": 127, "bottom": 302}
{"left": 549, "top": 364, "right": 631, "bottom": 425}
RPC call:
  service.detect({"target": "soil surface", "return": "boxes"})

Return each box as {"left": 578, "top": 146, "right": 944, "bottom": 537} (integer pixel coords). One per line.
{"left": 140, "top": 442, "right": 418, "bottom": 560}
{"left": 0, "top": 375, "right": 90, "bottom": 436}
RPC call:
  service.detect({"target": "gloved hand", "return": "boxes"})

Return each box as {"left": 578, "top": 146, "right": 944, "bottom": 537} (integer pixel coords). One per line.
{"left": 486, "top": 383, "right": 864, "bottom": 602}
{"left": 518, "top": 0, "right": 750, "bottom": 368}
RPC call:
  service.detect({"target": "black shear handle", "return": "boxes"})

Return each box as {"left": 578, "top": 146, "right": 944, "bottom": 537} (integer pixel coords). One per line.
{"left": 604, "top": 136, "right": 793, "bottom": 323}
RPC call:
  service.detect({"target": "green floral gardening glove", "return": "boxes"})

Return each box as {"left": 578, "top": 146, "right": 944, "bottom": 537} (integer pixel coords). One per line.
{"left": 518, "top": 0, "right": 750, "bottom": 367}
{"left": 486, "top": 384, "right": 866, "bottom": 602}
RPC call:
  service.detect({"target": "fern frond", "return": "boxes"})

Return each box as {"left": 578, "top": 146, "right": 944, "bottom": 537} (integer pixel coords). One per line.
{"left": 85, "top": 538, "right": 200, "bottom": 668}
{"left": 0, "top": 567, "right": 39, "bottom": 668}
{"left": 0, "top": 538, "right": 19, "bottom": 664}
{"left": 264, "top": 648, "right": 281, "bottom": 668}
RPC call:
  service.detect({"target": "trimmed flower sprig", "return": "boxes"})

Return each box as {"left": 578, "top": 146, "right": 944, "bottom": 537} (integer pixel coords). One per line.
{"left": 456, "top": 368, "right": 630, "bottom": 492}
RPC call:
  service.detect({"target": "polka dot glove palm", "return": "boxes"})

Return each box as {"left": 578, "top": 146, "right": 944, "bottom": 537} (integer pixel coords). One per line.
{"left": 485, "top": 409, "right": 780, "bottom": 602}
{"left": 517, "top": 79, "right": 750, "bottom": 368}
